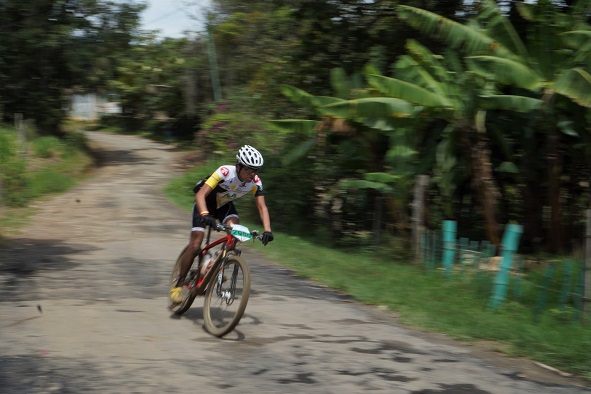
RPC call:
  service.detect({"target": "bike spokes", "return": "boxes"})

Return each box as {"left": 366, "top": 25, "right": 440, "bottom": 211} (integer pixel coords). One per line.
{"left": 203, "top": 257, "right": 251, "bottom": 337}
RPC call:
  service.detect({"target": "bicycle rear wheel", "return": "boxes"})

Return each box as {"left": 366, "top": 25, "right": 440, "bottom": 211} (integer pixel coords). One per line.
{"left": 168, "top": 245, "right": 198, "bottom": 315}
{"left": 203, "top": 255, "right": 251, "bottom": 337}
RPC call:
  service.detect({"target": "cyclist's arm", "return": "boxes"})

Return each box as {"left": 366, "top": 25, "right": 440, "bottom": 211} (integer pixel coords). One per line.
{"left": 197, "top": 172, "right": 223, "bottom": 214}
{"left": 196, "top": 184, "right": 213, "bottom": 215}
{"left": 254, "top": 195, "right": 271, "bottom": 233}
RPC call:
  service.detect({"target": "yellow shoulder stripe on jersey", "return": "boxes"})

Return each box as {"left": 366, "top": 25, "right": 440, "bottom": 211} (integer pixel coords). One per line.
{"left": 205, "top": 173, "right": 223, "bottom": 189}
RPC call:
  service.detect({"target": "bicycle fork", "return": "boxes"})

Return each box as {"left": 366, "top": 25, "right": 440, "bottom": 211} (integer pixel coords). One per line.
{"left": 217, "top": 261, "right": 239, "bottom": 305}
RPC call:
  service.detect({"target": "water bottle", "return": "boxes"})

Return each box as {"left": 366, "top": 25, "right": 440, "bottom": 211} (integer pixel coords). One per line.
{"left": 202, "top": 250, "right": 221, "bottom": 276}
{"left": 201, "top": 252, "right": 212, "bottom": 276}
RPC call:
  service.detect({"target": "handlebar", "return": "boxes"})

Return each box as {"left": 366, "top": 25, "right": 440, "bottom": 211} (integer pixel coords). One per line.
{"left": 213, "top": 223, "right": 262, "bottom": 241}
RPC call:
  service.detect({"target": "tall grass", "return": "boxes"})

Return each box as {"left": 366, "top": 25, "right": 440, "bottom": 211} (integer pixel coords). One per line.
{"left": 164, "top": 161, "right": 591, "bottom": 383}
{"left": 30, "top": 136, "right": 62, "bottom": 158}
{"left": 0, "top": 126, "right": 93, "bottom": 208}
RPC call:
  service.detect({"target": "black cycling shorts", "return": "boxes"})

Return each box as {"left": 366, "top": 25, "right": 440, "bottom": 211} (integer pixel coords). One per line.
{"left": 191, "top": 202, "right": 238, "bottom": 231}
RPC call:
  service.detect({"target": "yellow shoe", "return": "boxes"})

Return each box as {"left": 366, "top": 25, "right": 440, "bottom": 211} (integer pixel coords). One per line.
{"left": 170, "top": 286, "right": 184, "bottom": 303}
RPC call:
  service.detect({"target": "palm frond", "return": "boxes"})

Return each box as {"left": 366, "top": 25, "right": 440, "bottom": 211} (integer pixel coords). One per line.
{"left": 365, "top": 172, "right": 401, "bottom": 183}
{"left": 476, "top": 0, "right": 529, "bottom": 59}
{"left": 282, "top": 139, "right": 317, "bottom": 166}
{"left": 478, "top": 95, "right": 543, "bottom": 112}
{"left": 280, "top": 85, "right": 314, "bottom": 108}
{"left": 467, "top": 56, "right": 542, "bottom": 89}
{"left": 393, "top": 55, "right": 446, "bottom": 94}
{"left": 405, "top": 40, "right": 453, "bottom": 86}
{"left": 338, "top": 179, "right": 396, "bottom": 194}
{"left": 280, "top": 84, "right": 343, "bottom": 109}
{"left": 562, "top": 30, "right": 591, "bottom": 55}
{"left": 397, "top": 5, "right": 519, "bottom": 61}
{"left": 366, "top": 74, "right": 452, "bottom": 107}
{"left": 310, "top": 96, "right": 344, "bottom": 107}
{"left": 320, "top": 97, "right": 414, "bottom": 119}
{"left": 554, "top": 68, "right": 591, "bottom": 108}
{"left": 386, "top": 145, "right": 417, "bottom": 161}
{"left": 356, "top": 118, "right": 402, "bottom": 132}
{"left": 268, "top": 119, "right": 319, "bottom": 135}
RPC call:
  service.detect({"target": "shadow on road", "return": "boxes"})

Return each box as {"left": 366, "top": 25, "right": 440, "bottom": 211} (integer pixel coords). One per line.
{"left": 91, "top": 147, "right": 153, "bottom": 167}
{"left": 0, "top": 238, "right": 100, "bottom": 298}
{"left": 0, "top": 355, "right": 104, "bottom": 393}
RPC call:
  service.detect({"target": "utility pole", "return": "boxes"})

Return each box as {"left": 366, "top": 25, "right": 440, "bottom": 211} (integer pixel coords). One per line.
{"left": 206, "top": 13, "right": 222, "bottom": 102}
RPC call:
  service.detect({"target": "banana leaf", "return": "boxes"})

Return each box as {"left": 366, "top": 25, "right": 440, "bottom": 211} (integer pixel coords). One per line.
{"left": 268, "top": 119, "right": 319, "bottom": 135}
{"left": 554, "top": 68, "right": 591, "bottom": 108}
{"left": 320, "top": 97, "right": 413, "bottom": 119}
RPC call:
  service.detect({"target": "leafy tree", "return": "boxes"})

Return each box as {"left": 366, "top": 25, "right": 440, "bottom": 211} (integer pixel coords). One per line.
{"left": 397, "top": 0, "right": 591, "bottom": 251}
{"left": 206, "top": 1, "right": 467, "bottom": 116}
{"left": 0, "top": 0, "right": 146, "bottom": 134}
{"left": 271, "top": 68, "right": 419, "bottom": 244}
{"left": 363, "top": 37, "right": 544, "bottom": 246}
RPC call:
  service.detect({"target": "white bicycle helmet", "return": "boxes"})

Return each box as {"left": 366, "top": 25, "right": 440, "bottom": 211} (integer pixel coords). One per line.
{"left": 236, "top": 145, "right": 264, "bottom": 168}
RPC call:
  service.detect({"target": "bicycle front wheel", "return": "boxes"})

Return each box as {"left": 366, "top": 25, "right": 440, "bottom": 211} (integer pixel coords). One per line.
{"left": 203, "top": 255, "right": 251, "bottom": 337}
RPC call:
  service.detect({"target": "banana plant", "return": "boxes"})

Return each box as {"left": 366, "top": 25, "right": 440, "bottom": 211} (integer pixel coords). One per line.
{"left": 270, "top": 67, "right": 422, "bottom": 240}
{"left": 364, "top": 38, "right": 542, "bottom": 246}
{"left": 270, "top": 67, "right": 416, "bottom": 166}
{"left": 397, "top": 0, "right": 591, "bottom": 251}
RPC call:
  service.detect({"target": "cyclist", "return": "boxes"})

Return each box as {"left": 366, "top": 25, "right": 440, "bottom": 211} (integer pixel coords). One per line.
{"left": 171, "top": 145, "right": 274, "bottom": 303}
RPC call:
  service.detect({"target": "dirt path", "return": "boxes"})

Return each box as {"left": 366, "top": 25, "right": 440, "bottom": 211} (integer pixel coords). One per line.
{"left": 0, "top": 131, "right": 589, "bottom": 393}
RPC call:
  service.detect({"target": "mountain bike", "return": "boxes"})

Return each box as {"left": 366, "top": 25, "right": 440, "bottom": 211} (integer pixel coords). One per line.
{"left": 168, "top": 223, "right": 260, "bottom": 337}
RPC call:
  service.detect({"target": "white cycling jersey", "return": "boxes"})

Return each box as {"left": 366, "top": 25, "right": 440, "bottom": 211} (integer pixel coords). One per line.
{"left": 204, "top": 165, "right": 264, "bottom": 209}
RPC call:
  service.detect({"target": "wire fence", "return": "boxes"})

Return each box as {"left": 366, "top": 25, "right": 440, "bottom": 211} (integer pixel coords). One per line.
{"left": 419, "top": 227, "right": 586, "bottom": 324}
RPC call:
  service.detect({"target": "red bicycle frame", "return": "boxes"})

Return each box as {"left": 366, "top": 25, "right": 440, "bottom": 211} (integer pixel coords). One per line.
{"left": 189, "top": 226, "right": 239, "bottom": 295}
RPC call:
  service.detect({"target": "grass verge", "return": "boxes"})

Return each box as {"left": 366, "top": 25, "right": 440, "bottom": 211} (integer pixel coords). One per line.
{"left": 0, "top": 125, "right": 94, "bottom": 238}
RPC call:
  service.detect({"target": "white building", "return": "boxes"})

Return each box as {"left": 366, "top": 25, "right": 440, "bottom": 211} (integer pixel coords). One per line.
{"left": 68, "top": 94, "right": 121, "bottom": 120}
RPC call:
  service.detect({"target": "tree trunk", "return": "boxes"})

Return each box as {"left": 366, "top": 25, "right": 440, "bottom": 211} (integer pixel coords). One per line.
{"left": 412, "top": 175, "right": 429, "bottom": 263}
{"left": 471, "top": 135, "right": 501, "bottom": 247}
{"left": 521, "top": 180, "right": 544, "bottom": 250}
{"left": 547, "top": 129, "right": 564, "bottom": 252}
{"left": 463, "top": 114, "right": 501, "bottom": 248}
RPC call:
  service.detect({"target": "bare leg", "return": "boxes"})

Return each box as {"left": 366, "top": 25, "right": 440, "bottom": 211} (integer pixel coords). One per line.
{"left": 224, "top": 217, "right": 239, "bottom": 227}
{"left": 177, "top": 230, "right": 204, "bottom": 286}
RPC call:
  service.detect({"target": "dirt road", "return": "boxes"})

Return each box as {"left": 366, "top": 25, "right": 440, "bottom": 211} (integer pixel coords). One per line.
{"left": 0, "top": 131, "right": 589, "bottom": 393}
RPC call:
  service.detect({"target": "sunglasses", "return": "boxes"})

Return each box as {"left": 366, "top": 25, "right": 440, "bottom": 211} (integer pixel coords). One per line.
{"left": 242, "top": 166, "right": 259, "bottom": 174}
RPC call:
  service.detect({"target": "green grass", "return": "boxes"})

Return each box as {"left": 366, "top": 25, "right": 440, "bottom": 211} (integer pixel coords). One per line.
{"left": 164, "top": 161, "right": 591, "bottom": 383}
{"left": 0, "top": 126, "right": 93, "bottom": 233}
{"left": 30, "top": 136, "right": 62, "bottom": 158}
{"left": 0, "top": 207, "right": 35, "bottom": 240}
{"left": 252, "top": 236, "right": 591, "bottom": 381}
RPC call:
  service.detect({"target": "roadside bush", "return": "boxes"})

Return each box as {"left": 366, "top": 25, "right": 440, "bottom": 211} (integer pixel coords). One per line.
{"left": 0, "top": 126, "right": 92, "bottom": 207}
{"left": 195, "top": 101, "right": 280, "bottom": 161}
{"left": 0, "top": 128, "right": 28, "bottom": 206}
{"left": 31, "top": 136, "right": 62, "bottom": 158}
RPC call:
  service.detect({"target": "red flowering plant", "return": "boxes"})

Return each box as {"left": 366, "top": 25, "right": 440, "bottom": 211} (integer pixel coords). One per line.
{"left": 195, "top": 102, "right": 277, "bottom": 159}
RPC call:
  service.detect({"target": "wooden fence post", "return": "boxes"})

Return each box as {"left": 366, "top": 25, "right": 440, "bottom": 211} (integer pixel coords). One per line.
{"left": 412, "top": 175, "right": 429, "bottom": 263}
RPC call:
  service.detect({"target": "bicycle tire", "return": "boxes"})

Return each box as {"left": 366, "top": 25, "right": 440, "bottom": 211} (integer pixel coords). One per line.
{"left": 203, "top": 255, "right": 251, "bottom": 337}
{"left": 168, "top": 245, "right": 198, "bottom": 315}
